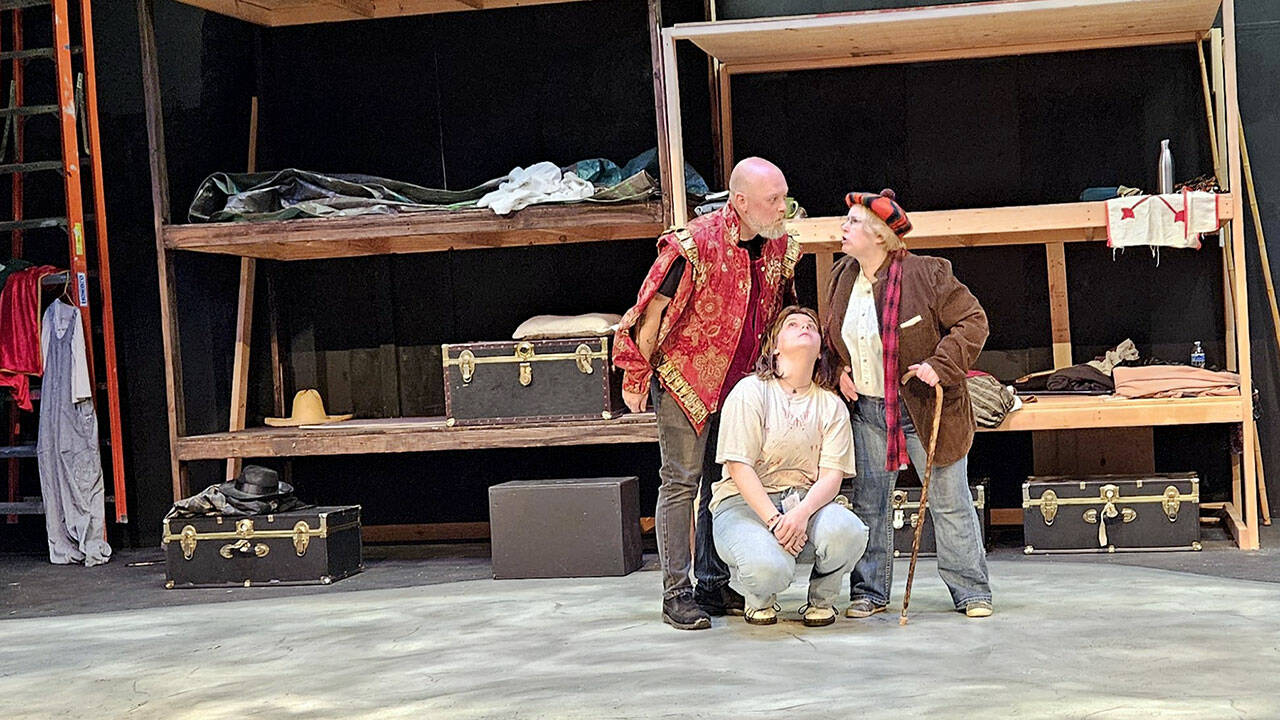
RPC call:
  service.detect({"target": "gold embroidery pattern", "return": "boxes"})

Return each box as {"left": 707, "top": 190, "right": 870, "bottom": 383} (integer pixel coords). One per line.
{"left": 656, "top": 358, "right": 709, "bottom": 425}
{"left": 673, "top": 228, "right": 704, "bottom": 283}
{"left": 782, "top": 235, "right": 801, "bottom": 279}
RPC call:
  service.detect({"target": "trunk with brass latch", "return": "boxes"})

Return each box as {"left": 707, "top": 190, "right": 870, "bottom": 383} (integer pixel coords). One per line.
{"left": 1023, "top": 473, "right": 1200, "bottom": 554}
{"left": 442, "top": 337, "right": 623, "bottom": 425}
{"left": 162, "top": 506, "right": 362, "bottom": 588}
{"left": 889, "top": 481, "right": 988, "bottom": 558}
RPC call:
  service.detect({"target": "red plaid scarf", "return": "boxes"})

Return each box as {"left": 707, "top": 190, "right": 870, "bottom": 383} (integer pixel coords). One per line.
{"left": 880, "top": 250, "right": 909, "bottom": 471}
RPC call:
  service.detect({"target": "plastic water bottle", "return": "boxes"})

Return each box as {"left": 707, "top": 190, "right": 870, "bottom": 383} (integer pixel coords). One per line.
{"left": 1190, "top": 341, "right": 1205, "bottom": 369}
{"left": 1157, "top": 139, "right": 1175, "bottom": 195}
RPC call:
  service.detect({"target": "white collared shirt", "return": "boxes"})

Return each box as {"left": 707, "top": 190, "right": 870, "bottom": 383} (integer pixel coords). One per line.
{"left": 841, "top": 271, "right": 884, "bottom": 398}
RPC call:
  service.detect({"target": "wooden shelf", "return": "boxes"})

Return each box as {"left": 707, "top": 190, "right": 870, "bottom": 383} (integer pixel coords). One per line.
{"left": 792, "top": 197, "right": 1234, "bottom": 252}
{"left": 162, "top": 201, "right": 666, "bottom": 261}
{"left": 669, "top": 0, "right": 1222, "bottom": 75}
{"left": 175, "top": 0, "right": 589, "bottom": 27}
{"left": 985, "top": 394, "right": 1245, "bottom": 432}
{"left": 174, "top": 394, "right": 1244, "bottom": 460}
{"left": 174, "top": 414, "right": 660, "bottom": 460}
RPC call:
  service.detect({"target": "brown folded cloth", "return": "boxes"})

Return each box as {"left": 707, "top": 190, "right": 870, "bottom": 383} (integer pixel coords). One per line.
{"left": 1113, "top": 365, "right": 1240, "bottom": 399}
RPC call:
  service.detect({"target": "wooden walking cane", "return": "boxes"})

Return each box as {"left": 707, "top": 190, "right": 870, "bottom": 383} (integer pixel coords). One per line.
{"left": 899, "top": 369, "right": 944, "bottom": 626}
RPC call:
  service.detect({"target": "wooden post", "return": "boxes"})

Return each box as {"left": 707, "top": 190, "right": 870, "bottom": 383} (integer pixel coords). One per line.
{"left": 648, "top": 0, "right": 674, "bottom": 229}
{"left": 1196, "top": 37, "right": 1221, "bottom": 182}
{"left": 1046, "top": 242, "right": 1072, "bottom": 368}
{"left": 718, "top": 68, "right": 734, "bottom": 188}
{"left": 661, "top": 29, "right": 689, "bottom": 225}
{"left": 704, "top": 0, "right": 724, "bottom": 190}
{"left": 1221, "top": 0, "right": 1259, "bottom": 550}
{"left": 137, "top": 0, "right": 188, "bottom": 500}
{"left": 226, "top": 97, "right": 260, "bottom": 481}
{"left": 814, "top": 251, "right": 834, "bottom": 318}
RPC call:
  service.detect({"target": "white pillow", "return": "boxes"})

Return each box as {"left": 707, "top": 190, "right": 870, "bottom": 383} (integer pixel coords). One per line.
{"left": 512, "top": 313, "right": 622, "bottom": 340}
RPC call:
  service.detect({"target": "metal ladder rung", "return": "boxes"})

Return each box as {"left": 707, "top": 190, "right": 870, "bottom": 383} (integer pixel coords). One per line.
{"left": 0, "top": 104, "right": 58, "bottom": 118}
{"left": 0, "top": 46, "right": 82, "bottom": 62}
{"left": 0, "top": 216, "right": 65, "bottom": 232}
{"left": 0, "top": 160, "right": 64, "bottom": 175}
{"left": 0, "top": 444, "right": 36, "bottom": 459}
{"left": 0, "top": 501, "right": 43, "bottom": 515}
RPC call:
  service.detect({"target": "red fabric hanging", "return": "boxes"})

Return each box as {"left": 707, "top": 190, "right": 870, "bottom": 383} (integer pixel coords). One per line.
{"left": 0, "top": 265, "right": 59, "bottom": 411}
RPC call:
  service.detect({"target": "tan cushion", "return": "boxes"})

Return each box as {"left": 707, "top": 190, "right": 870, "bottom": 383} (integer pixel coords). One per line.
{"left": 512, "top": 313, "right": 621, "bottom": 340}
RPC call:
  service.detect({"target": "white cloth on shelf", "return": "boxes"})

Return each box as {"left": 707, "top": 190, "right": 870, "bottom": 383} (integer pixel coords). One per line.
{"left": 476, "top": 162, "right": 595, "bottom": 215}
{"left": 1105, "top": 189, "right": 1220, "bottom": 254}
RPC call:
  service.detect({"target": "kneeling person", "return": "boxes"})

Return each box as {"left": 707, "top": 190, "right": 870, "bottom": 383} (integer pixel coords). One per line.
{"left": 712, "top": 306, "right": 868, "bottom": 627}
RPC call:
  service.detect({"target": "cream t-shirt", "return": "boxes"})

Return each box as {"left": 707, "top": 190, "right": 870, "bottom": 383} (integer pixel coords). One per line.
{"left": 711, "top": 374, "right": 857, "bottom": 512}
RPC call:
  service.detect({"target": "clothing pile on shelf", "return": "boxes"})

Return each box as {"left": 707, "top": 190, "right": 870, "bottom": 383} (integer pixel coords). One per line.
{"left": 0, "top": 259, "right": 111, "bottom": 567}
{"left": 188, "top": 148, "right": 710, "bottom": 223}
{"left": 1008, "top": 338, "right": 1241, "bottom": 402}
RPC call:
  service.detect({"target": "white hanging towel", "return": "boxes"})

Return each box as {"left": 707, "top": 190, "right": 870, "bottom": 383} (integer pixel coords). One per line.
{"left": 1105, "top": 189, "right": 1221, "bottom": 251}
{"left": 476, "top": 161, "right": 595, "bottom": 215}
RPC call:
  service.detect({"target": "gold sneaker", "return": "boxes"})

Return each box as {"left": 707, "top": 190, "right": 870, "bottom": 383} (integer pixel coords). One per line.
{"left": 745, "top": 605, "right": 778, "bottom": 625}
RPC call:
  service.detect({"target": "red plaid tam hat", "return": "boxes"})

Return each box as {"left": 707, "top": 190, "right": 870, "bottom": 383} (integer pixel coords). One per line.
{"left": 845, "top": 188, "right": 912, "bottom": 237}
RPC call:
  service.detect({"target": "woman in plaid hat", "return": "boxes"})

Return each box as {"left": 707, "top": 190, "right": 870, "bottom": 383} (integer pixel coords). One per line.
{"left": 818, "top": 189, "right": 994, "bottom": 619}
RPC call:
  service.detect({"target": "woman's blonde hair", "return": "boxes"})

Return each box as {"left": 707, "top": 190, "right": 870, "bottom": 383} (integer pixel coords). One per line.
{"left": 754, "top": 305, "right": 838, "bottom": 391}
{"left": 851, "top": 204, "right": 906, "bottom": 251}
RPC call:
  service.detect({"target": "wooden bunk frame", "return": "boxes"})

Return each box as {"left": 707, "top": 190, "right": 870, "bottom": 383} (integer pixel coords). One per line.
{"left": 658, "top": 0, "right": 1260, "bottom": 549}
{"left": 137, "top": 0, "right": 672, "bottom": 542}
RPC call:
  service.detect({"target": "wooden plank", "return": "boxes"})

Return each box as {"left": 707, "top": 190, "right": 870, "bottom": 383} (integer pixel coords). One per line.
{"left": 266, "top": 267, "right": 287, "bottom": 416}
{"left": 722, "top": 32, "right": 1203, "bottom": 76}
{"left": 1031, "top": 428, "right": 1154, "bottom": 476}
{"left": 226, "top": 258, "right": 256, "bottom": 481}
{"left": 792, "top": 198, "right": 1233, "bottom": 253}
{"left": 349, "top": 345, "right": 401, "bottom": 418}
{"left": 397, "top": 345, "right": 444, "bottom": 416}
{"left": 814, "top": 251, "right": 834, "bottom": 319}
{"left": 362, "top": 522, "right": 490, "bottom": 543}
{"left": 290, "top": 323, "right": 318, "bottom": 394}
{"left": 1221, "top": 0, "right": 1259, "bottom": 551}
{"left": 1212, "top": 31, "right": 1238, "bottom": 374}
{"left": 1045, "top": 242, "right": 1071, "bottom": 369}
{"left": 174, "top": 415, "right": 662, "bottom": 460}
{"left": 717, "top": 67, "right": 733, "bottom": 189}
{"left": 173, "top": 0, "right": 588, "bottom": 26}
{"left": 661, "top": 30, "right": 689, "bottom": 224}
{"left": 1222, "top": 501, "right": 1248, "bottom": 548}
{"left": 227, "top": 96, "right": 260, "bottom": 482}
{"left": 173, "top": 393, "right": 1248, "bottom": 460}
{"left": 670, "top": 0, "right": 1219, "bottom": 69}
{"left": 163, "top": 201, "right": 666, "bottom": 260}
{"left": 990, "top": 508, "right": 1022, "bottom": 527}
{"left": 647, "top": 0, "right": 674, "bottom": 229}
{"left": 320, "top": 349, "right": 353, "bottom": 415}
{"left": 983, "top": 395, "right": 1246, "bottom": 433}
{"left": 138, "top": 0, "right": 188, "bottom": 501}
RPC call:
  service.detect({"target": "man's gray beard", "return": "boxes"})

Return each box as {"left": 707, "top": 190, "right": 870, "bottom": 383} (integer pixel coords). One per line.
{"left": 758, "top": 220, "right": 788, "bottom": 240}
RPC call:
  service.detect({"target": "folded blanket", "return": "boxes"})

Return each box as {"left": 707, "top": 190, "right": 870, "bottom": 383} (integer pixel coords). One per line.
{"left": 1113, "top": 365, "right": 1240, "bottom": 398}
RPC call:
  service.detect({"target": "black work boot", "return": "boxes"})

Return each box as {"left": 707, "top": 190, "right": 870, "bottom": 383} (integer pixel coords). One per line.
{"left": 662, "top": 591, "right": 712, "bottom": 630}
{"left": 695, "top": 584, "right": 745, "bottom": 617}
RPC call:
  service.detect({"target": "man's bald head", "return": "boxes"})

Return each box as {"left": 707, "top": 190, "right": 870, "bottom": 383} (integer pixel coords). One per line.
{"left": 728, "top": 157, "right": 789, "bottom": 239}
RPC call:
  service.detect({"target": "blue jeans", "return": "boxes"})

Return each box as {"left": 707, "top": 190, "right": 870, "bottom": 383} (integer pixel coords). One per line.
{"left": 652, "top": 383, "right": 730, "bottom": 600}
{"left": 713, "top": 490, "right": 868, "bottom": 610}
{"left": 849, "top": 395, "right": 991, "bottom": 610}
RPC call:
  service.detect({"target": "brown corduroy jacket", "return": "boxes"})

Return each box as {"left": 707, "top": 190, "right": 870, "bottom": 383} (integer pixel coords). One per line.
{"left": 821, "top": 253, "right": 988, "bottom": 466}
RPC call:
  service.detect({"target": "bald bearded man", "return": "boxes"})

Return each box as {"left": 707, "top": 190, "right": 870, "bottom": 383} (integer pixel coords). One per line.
{"left": 614, "top": 157, "right": 801, "bottom": 629}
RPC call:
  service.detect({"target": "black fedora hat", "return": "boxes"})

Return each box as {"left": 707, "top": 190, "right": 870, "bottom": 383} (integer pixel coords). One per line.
{"left": 219, "top": 465, "right": 293, "bottom": 500}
